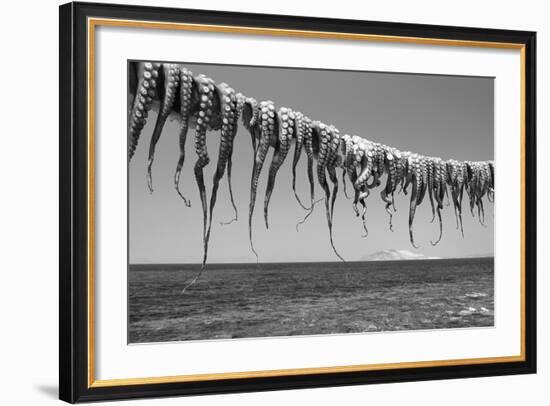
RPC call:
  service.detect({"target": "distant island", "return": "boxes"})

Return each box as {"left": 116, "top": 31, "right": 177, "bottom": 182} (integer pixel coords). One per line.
{"left": 363, "top": 249, "right": 441, "bottom": 261}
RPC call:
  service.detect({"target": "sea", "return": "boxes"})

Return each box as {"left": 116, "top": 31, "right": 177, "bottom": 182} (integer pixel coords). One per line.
{"left": 128, "top": 257, "right": 494, "bottom": 343}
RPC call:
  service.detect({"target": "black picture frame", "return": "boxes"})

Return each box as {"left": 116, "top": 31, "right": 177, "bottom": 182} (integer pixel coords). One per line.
{"left": 59, "top": 1, "right": 537, "bottom": 403}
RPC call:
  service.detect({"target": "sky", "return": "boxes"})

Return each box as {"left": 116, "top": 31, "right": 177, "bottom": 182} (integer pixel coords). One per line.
{"left": 128, "top": 62, "right": 494, "bottom": 264}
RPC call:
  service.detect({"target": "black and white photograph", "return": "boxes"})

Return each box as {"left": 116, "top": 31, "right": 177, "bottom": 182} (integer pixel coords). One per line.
{"left": 128, "top": 62, "right": 495, "bottom": 344}
{"left": 51, "top": 1, "right": 537, "bottom": 402}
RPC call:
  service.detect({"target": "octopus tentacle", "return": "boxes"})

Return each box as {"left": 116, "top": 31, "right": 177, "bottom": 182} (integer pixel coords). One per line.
{"left": 408, "top": 155, "right": 422, "bottom": 248}
{"left": 477, "top": 195, "right": 486, "bottom": 226}
{"left": 341, "top": 134, "right": 355, "bottom": 200}
{"left": 128, "top": 62, "right": 160, "bottom": 160}
{"left": 327, "top": 163, "right": 340, "bottom": 233}
{"left": 426, "top": 158, "right": 436, "bottom": 223}
{"left": 264, "top": 107, "right": 294, "bottom": 228}
{"left": 147, "top": 64, "right": 180, "bottom": 193}
{"left": 192, "top": 74, "right": 216, "bottom": 266}
{"left": 174, "top": 67, "right": 195, "bottom": 207}
{"left": 487, "top": 161, "right": 495, "bottom": 202}
{"left": 314, "top": 122, "right": 345, "bottom": 262}
{"left": 290, "top": 111, "right": 310, "bottom": 210}
{"left": 355, "top": 142, "right": 373, "bottom": 187}
{"left": 342, "top": 170, "right": 352, "bottom": 199}
{"left": 417, "top": 158, "right": 428, "bottom": 206}
{"left": 295, "top": 197, "right": 324, "bottom": 231}
{"left": 466, "top": 162, "right": 478, "bottom": 218}
{"left": 303, "top": 117, "right": 316, "bottom": 212}
{"left": 241, "top": 97, "right": 257, "bottom": 127}
{"left": 430, "top": 158, "right": 446, "bottom": 245}
{"left": 341, "top": 134, "right": 362, "bottom": 221}
{"left": 380, "top": 187, "right": 394, "bottom": 231}
{"left": 447, "top": 160, "right": 464, "bottom": 235}
{"left": 455, "top": 161, "right": 466, "bottom": 236}
{"left": 401, "top": 152, "right": 414, "bottom": 195}
{"left": 476, "top": 163, "right": 488, "bottom": 226}
{"left": 243, "top": 97, "right": 259, "bottom": 151}
{"left": 349, "top": 137, "right": 365, "bottom": 217}
{"left": 346, "top": 137, "right": 370, "bottom": 237}
{"left": 380, "top": 147, "right": 397, "bottom": 230}
{"left": 294, "top": 116, "right": 317, "bottom": 227}
{"left": 248, "top": 100, "right": 276, "bottom": 258}
{"left": 485, "top": 161, "right": 494, "bottom": 203}
{"left": 220, "top": 92, "right": 245, "bottom": 225}
{"left": 222, "top": 143, "right": 239, "bottom": 225}
{"left": 128, "top": 63, "right": 138, "bottom": 116}
{"left": 242, "top": 97, "right": 259, "bottom": 186}
{"left": 392, "top": 149, "right": 404, "bottom": 211}
{"left": 359, "top": 191, "right": 370, "bottom": 237}
{"left": 485, "top": 162, "right": 494, "bottom": 203}
{"left": 367, "top": 143, "right": 384, "bottom": 189}
{"left": 350, "top": 182, "right": 361, "bottom": 219}
{"left": 205, "top": 83, "right": 238, "bottom": 257}
{"left": 327, "top": 125, "right": 342, "bottom": 227}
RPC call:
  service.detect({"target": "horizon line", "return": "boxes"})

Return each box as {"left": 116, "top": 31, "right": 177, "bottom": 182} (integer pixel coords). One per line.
{"left": 129, "top": 256, "right": 495, "bottom": 268}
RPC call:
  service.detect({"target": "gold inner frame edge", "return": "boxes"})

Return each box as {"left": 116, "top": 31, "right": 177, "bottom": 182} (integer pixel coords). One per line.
{"left": 86, "top": 17, "right": 527, "bottom": 388}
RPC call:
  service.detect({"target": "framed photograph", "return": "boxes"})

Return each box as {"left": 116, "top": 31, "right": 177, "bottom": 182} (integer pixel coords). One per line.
{"left": 59, "top": 1, "right": 537, "bottom": 403}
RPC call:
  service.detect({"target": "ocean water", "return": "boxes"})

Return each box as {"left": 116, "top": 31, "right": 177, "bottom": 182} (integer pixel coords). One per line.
{"left": 128, "top": 258, "right": 494, "bottom": 343}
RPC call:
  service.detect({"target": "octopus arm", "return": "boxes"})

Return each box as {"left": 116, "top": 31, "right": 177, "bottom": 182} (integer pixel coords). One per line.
{"left": 248, "top": 100, "right": 276, "bottom": 258}
{"left": 380, "top": 150, "right": 397, "bottom": 230}
{"left": 315, "top": 123, "right": 345, "bottom": 262}
{"left": 327, "top": 126, "right": 342, "bottom": 227}
{"left": 303, "top": 117, "right": 317, "bottom": 212}
{"left": 174, "top": 67, "right": 195, "bottom": 206}
{"left": 402, "top": 156, "right": 413, "bottom": 195}
{"left": 426, "top": 159, "right": 436, "bottom": 223}
{"left": 416, "top": 158, "right": 428, "bottom": 206}
{"left": 456, "top": 164, "right": 466, "bottom": 235}
{"left": 128, "top": 62, "right": 160, "bottom": 160}
{"left": 146, "top": 64, "right": 181, "bottom": 192}
{"left": 242, "top": 97, "right": 259, "bottom": 195}
{"left": 430, "top": 161, "right": 446, "bottom": 246}
{"left": 341, "top": 135, "right": 355, "bottom": 201}
{"left": 408, "top": 158, "right": 422, "bottom": 248}
{"left": 264, "top": 107, "right": 294, "bottom": 228}
{"left": 192, "top": 75, "right": 216, "bottom": 266}
{"left": 290, "top": 112, "right": 310, "bottom": 210}
{"left": 355, "top": 146, "right": 373, "bottom": 188}
{"left": 221, "top": 92, "right": 245, "bottom": 225}
{"left": 205, "top": 83, "right": 238, "bottom": 259}
{"left": 358, "top": 187, "right": 370, "bottom": 237}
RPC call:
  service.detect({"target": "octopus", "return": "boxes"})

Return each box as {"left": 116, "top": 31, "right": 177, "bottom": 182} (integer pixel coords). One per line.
{"left": 128, "top": 62, "right": 495, "bottom": 289}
